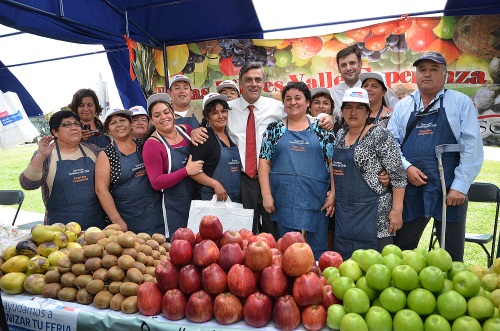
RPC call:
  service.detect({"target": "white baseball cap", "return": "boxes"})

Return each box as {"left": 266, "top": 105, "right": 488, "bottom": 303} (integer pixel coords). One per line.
{"left": 216, "top": 80, "right": 239, "bottom": 94}
{"left": 310, "top": 87, "right": 332, "bottom": 98}
{"left": 104, "top": 108, "right": 133, "bottom": 121}
{"left": 169, "top": 74, "right": 192, "bottom": 88}
{"left": 147, "top": 93, "right": 172, "bottom": 111}
{"left": 359, "top": 72, "right": 388, "bottom": 90}
{"left": 202, "top": 93, "right": 227, "bottom": 109}
{"left": 342, "top": 87, "right": 370, "bottom": 106}
{"left": 129, "top": 105, "right": 149, "bottom": 118}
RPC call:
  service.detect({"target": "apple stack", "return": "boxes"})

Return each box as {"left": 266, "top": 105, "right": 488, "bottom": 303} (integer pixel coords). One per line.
{"left": 324, "top": 245, "right": 500, "bottom": 331}
{"left": 139, "top": 215, "right": 342, "bottom": 331}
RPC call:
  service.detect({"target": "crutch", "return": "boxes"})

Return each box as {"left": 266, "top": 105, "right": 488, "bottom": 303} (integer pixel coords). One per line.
{"left": 435, "top": 144, "right": 464, "bottom": 249}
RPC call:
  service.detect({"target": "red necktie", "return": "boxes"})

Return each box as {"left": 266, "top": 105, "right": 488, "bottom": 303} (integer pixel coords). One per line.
{"left": 245, "top": 105, "right": 257, "bottom": 178}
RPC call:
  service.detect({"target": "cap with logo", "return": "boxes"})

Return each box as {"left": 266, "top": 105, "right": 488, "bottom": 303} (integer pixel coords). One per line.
{"left": 129, "top": 105, "right": 149, "bottom": 118}
{"left": 169, "top": 74, "right": 192, "bottom": 88}
{"left": 202, "top": 93, "right": 227, "bottom": 109}
{"left": 147, "top": 93, "right": 172, "bottom": 111}
{"left": 216, "top": 80, "right": 239, "bottom": 95}
{"left": 342, "top": 87, "right": 370, "bottom": 106}
{"left": 412, "top": 52, "right": 447, "bottom": 66}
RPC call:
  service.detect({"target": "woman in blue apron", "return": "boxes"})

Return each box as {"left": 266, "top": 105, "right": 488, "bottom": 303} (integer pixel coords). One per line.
{"left": 360, "top": 72, "right": 393, "bottom": 128}
{"left": 68, "top": 88, "right": 110, "bottom": 149}
{"left": 190, "top": 93, "right": 241, "bottom": 202}
{"left": 332, "top": 88, "right": 406, "bottom": 260}
{"left": 258, "top": 82, "right": 335, "bottom": 260}
{"left": 19, "top": 111, "right": 105, "bottom": 229}
{"left": 95, "top": 109, "right": 165, "bottom": 235}
{"left": 142, "top": 95, "right": 204, "bottom": 239}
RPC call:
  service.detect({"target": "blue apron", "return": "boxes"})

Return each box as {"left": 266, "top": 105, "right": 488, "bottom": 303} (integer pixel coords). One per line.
{"left": 157, "top": 127, "right": 195, "bottom": 238}
{"left": 270, "top": 119, "right": 330, "bottom": 232}
{"left": 368, "top": 105, "right": 383, "bottom": 125}
{"left": 332, "top": 129, "right": 379, "bottom": 260}
{"left": 200, "top": 131, "right": 241, "bottom": 202}
{"left": 110, "top": 142, "right": 165, "bottom": 235}
{"left": 175, "top": 115, "right": 199, "bottom": 129}
{"left": 402, "top": 96, "right": 460, "bottom": 222}
{"left": 86, "top": 130, "right": 110, "bottom": 149}
{"left": 46, "top": 143, "right": 105, "bottom": 229}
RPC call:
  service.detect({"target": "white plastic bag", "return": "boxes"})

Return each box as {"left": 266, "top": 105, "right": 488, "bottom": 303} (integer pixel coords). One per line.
{"left": 0, "top": 90, "right": 39, "bottom": 150}
{"left": 187, "top": 195, "right": 254, "bottom": 233}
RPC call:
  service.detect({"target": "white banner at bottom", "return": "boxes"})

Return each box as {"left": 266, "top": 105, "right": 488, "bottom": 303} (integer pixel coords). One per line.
{"left": 2, "top": 293, "right": 80, "bottom": 331}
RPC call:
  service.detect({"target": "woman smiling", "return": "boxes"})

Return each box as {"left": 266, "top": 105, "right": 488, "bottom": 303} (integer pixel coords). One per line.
{"left": 258, "top": 81, "right": 335, "bottom": 260}
{"left": 142, "top": 93, "right": 203, "bottom": 239}
{"left": 94, "top": 109, "right": 164, "bottom": 235}
{"left": 360, "top": 72, "right": 393, "bottom": 128}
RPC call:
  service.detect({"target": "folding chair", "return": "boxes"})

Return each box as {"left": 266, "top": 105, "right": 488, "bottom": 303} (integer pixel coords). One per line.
{"left": 429, "top": 182, "right": 500, "bottom": 266}
{"left": 0, "top": 190, "right": 25, "bottom": 226}
{"left": 463, "top": 182, "right": 500, "bottom": 267}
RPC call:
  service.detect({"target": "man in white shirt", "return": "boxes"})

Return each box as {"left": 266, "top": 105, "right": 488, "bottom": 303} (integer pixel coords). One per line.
{"left": 167, "top": 74, "right": 202, "bottom": 128}
{"left": 330, "top": 45, "right": 399, "bottom": 116}
{"left": 193, "top": 62, "right": 333, "bottom": 238}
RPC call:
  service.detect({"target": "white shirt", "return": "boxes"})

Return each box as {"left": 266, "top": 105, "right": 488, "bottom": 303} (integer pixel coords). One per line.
{"left": 228, "top": 96, "right": 285, "bottom": 173}
{"left": 330, "top": 80, "right": 400, "bottom": 114}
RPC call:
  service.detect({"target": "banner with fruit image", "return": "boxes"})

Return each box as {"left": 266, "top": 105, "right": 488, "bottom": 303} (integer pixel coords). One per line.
{"left": 131, "top": 14, "right": 500, "bottom": 146}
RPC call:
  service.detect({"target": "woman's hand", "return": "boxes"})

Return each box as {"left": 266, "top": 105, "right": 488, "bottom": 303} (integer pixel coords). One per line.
{"left": 213, "top": 181, "right": 228, "bottom": 201}
{"left": 388, "top": 209, "right": 403, "bottom": 234}
{"left": 115, "top": 219, "right": 128, "bottom": 232}
{"left": 262, "top": 194, "right": 275, "bottom": 214}
{"left": 81, "top": 129, "right": 93, "bottom": 142}
{"left": 322, "top": 190, "right": 336, "bottom": 217}
{"left": 37, "top": 136, "right": 55, "bottom": 158}
{"left": 190, "top": 127, "right": 209, "bottom": 146}
{"left": 185, "top": 155, "right": 204, "bottom": 175}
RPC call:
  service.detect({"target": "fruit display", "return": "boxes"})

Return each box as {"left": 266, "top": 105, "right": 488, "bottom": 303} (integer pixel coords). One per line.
{"left": 0, "top": 222, "right": 169, "bottom": 315}
{"left": 135, "top": 215, "right": 347, "bottom": 330}
{"left": 324, "top": 245, "right": 500, "bottom": 330}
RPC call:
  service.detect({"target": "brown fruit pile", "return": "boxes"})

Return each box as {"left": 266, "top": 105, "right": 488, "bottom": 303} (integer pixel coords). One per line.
{"left": 41, "top": 224, "right": 169, "bottom": 315}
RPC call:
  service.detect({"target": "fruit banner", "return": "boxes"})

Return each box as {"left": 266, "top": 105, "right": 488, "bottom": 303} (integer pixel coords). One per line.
{"left": 131, "top": 14, "right": 500, "bottom": 146}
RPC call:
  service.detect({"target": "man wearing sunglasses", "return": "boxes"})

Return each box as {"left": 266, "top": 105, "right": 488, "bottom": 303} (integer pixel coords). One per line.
{"left": 387, "top": 52, "right": 484, "bottom": 262}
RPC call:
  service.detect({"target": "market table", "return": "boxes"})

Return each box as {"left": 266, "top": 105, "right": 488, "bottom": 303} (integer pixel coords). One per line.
{"left": 1, "top": 292, "right": 328, "bottom": 331}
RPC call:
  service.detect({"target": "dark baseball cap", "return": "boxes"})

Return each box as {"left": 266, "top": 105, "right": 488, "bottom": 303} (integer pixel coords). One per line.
{"left": 413, "top": 52, "right": 447, "bottom": 66}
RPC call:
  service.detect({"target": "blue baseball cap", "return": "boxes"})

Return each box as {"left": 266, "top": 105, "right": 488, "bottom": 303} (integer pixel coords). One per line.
{"left": 413, "top": 52, "right": 447, "bottom": 66}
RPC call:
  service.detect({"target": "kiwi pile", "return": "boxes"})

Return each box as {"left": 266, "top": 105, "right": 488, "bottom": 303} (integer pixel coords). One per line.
{"left": 41, "top": 224, "right": 169, "bottom": 314}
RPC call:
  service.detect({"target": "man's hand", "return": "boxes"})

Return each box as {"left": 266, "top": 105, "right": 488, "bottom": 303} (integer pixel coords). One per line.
{"left": 378, "top": 170, "right": 390, "bottom": 187}
{"left": 191, "top": 127, "right": 209, "bottom": 146}
{"left": 447, "top": 189, "right": 466, "bottom": 206}
{"left": 406, "top": 165, "right": 427, "bottom": 186}
{"left": 318, "top": 115, "right": 334, "bottom": 132}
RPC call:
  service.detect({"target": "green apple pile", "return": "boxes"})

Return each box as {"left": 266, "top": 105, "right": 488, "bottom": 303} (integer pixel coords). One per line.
{"left": 324, "top": 245, "right": 500, "bottom": 331}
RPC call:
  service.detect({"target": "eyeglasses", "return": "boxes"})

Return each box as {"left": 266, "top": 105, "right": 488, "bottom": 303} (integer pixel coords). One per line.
{"left": 59, "top": 121, "right": 82, "bottom": 128}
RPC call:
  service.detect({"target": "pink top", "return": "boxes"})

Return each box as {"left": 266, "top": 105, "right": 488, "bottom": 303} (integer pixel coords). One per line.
{"left": 142, "top": 126, "right": 192, "bottom": 190}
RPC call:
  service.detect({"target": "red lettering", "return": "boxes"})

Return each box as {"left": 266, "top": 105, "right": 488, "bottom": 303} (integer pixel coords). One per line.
{"left": 305, "top": 78, "right": 318, "bottom": 89}
{"left": 263, "top": 81, "right": 275, "bottom": 93}
{"left": 334, "top": 76, "right": 343, "bottom": 85}
{"left": 447, "top": 71, "right": 454, "bottom": 84}
{"left": 469, "top": 71, "right": 486, "bottom": 85}
{"left": 274, "top": 81, "right": 284, "bottom": 92}
{"left": 288, "top": 74, "right": 304, "bottom": 82}
{"left": 191, "top": 89, "right": 203, "bottom": 100}
{"left": 455, "top": 71, "right": 470, "bottom": 84}
{"left": 400, "top": 71, "right": 413, "bottom": 84}
{"left": 385, "top": 72, "right": 399, "bottom": 88}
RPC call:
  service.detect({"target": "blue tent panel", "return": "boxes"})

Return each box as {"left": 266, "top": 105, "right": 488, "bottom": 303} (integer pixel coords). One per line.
{"left": 0, "top": 60, "right": 43, "bottom": 117}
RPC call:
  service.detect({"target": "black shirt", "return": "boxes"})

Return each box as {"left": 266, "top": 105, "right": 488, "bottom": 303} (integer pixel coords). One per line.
{"left": 190, "top": 127, "right": 236, "bottom": 193}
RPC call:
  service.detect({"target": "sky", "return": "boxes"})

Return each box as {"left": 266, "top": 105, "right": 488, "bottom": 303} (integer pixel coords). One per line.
{"left": 0, "top": 24, "right": 123, "bottom": 115}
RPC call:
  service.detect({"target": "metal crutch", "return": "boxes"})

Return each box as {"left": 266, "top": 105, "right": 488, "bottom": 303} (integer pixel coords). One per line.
{"left": 435, "top": 144, "right": 465, "bottom": 249}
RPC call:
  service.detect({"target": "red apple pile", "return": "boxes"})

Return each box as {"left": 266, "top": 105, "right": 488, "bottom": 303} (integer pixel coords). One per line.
{"left": 148, "top": 215, "right": 346, "bottom": 330}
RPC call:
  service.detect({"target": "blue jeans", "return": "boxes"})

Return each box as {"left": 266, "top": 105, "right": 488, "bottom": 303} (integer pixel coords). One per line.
{"left": 277, "top": 221, "right": 329, "bottom": 261}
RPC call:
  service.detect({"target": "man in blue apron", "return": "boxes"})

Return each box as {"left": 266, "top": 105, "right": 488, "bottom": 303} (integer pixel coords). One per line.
{"left": 167, "top": 74, "right": 202, "bottom": 128}
{"left": 387, "top": 52, "right": 484, "bottom": 262}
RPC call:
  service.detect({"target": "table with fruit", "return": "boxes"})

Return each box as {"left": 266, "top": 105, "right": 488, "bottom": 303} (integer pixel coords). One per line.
{"left": 1, "top": 216, "right": 500, "bottom": 331}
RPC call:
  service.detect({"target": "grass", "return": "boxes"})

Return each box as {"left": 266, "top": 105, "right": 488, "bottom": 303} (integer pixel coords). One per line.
{"left": 1, "top": 144, "right": 499, "bottom": 267}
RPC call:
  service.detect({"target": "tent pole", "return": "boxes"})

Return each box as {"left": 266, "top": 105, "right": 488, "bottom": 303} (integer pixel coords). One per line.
{"left": 163, "top": 42, "right": 169, "bottom": 90}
